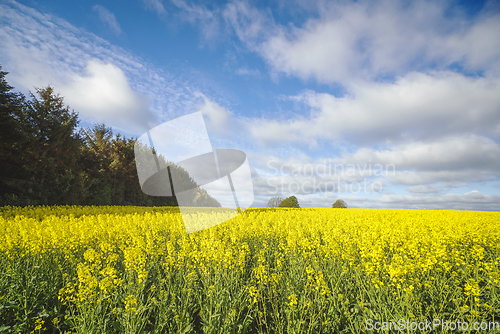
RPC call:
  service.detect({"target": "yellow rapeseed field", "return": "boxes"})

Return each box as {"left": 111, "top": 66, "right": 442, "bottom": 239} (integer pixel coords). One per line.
{"left": 0, "top": 206, "right": 499, "bottom": 333}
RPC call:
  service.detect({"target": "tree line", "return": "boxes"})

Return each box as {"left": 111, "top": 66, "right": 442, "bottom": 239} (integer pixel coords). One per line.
{"left": 0, "top": 66, "right": 219, "bottom": 207}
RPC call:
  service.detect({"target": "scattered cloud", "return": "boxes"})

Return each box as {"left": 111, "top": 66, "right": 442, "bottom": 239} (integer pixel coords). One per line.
{"left": 61, "top": 60, "right": 156, "bottom": 132}
{"left": 235, "top": 66, "right": 260, "bottom": 76}
{"left": 171, "top": 0, "right": 221, "bottom": 42}
{"left": 223, "top": 1, "right": 276, "bottom": 49}
{"left": 247, "top": 72, "right": 500, "bottom": 145}
{"left": 0, "top": 1, "right": 198, "bottom": 135}
{"left": 195, "top": 92, "right": 233, "bottom": 135}
{"left": 225, "top": 0, "right": 500, "bottom": 85}
{"left": 142, "top": 0, "right": 166, "bottom": 15}
{"left": 92, "top": 5, "right": 122, "bottom": 36}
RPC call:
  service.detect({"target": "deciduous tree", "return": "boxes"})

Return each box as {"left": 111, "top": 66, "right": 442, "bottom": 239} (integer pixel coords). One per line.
{"left": 332, "top": 199, "right": 347, "bottom": 208}
{"left": 267, "top": 196, "right": 284, "bottom": 208}
{"left": 279, "top": 196, "right": 300, "bottom": 208}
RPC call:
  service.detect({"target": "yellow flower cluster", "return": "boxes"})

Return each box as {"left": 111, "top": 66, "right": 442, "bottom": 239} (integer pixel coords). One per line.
{"left": 1, "top": 206, "right": 499, "bottom": 333}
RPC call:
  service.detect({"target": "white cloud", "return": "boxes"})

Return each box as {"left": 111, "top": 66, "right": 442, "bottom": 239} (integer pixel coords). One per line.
{"left": 195, "top": 92, "right": 232, "bottom": 135}
{"left": 61, "top": 60, "right": 156, "bottom": 132}
{"left": 143, "top": 0, "right": 166, "bottom": 15}
{"left": 447, "top": 14, "right": 500, "bottom": 75}
{"left": 338, "top": 135, "right": 500, "bottom": 172}
{"left": 92, "top": 5, "right": 122, "bottom": 35}
{"left": 235, "top": 67, "right": 260, "bottom": 76}
{"left": 464, "top": 190, "right": 484, "bottom": 199}
{"left": 247, "top": 72, "right": 500, "bottom": 145}
{"left": 225, "top": 0, "right": 500, "bottom": 84}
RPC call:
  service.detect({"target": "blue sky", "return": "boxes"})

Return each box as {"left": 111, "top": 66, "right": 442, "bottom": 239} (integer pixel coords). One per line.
{"left": 1, "top": 0, "right": 499, "bottom": 210}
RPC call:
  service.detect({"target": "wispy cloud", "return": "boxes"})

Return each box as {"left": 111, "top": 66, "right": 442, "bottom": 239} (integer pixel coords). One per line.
{"left": 171, "top": 0, "right": 222, "bottom": 43}
{"left": 195, "top": 92, "right": 233, "bottom": 135}
{"left": 92, "top": 5, "right": 122, "bottom": 36}
{"left": 142, "top": 0, "right": 166, "bottom": 15}
{"left": 0, "top": 0, "right": 199, "bottom": 135}
{"left": 235, "top": 67, "right": 260, "bottom": 76}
